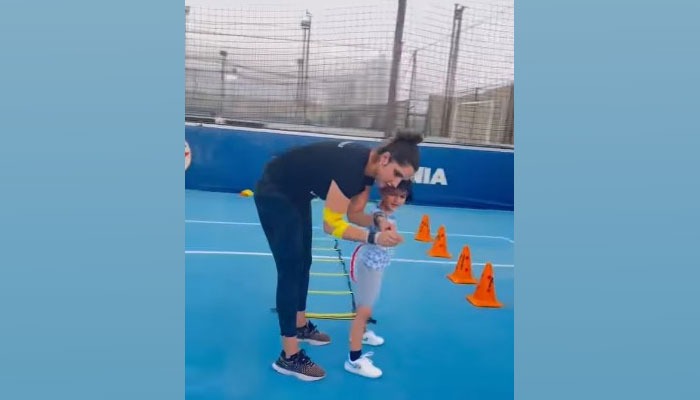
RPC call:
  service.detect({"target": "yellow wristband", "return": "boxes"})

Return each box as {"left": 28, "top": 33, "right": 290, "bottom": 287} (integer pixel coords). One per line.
{"left": 331, "top": 223, "right": 349, "bottom": 238}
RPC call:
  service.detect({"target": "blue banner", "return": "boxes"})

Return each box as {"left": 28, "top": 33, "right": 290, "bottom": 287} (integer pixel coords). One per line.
{"left": 185, "top": 124, "right": 513, "bottom": 210}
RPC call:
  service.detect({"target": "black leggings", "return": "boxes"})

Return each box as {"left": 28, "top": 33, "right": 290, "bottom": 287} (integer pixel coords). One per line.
{"left": 254, "top": 180, "right": 312, "bottom": 337}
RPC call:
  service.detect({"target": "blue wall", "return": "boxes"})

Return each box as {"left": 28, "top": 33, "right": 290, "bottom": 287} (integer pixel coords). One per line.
{"left": 185, "top": 124, "right": 513, "bottom": 211}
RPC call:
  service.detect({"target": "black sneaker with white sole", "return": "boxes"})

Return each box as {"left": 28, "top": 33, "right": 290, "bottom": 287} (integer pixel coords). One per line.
{"left": 272, "top": 349, "right": 326, "bottom": 381}
{"left": 296, "top": 321, "right": 331, "bottom": 345}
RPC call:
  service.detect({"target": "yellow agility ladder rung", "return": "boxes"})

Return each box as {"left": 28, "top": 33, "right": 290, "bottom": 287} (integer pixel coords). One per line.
{"left": 305, "top": 312, "right": 356, "bottom": 320}
{"left": 311, "top": 258, "right": 341, "bottom": 263}
{"left": 308, "top": 290, "right": 352, "bottom": 295}
{"left": 312, "top": 247, "right": 339, "bottom": 252}
{"left": 310, "top": 272, "right": 348, "bottom": 277}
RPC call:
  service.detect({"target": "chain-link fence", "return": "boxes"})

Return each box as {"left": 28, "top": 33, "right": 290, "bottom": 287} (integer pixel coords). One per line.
{"left": 185, "top": 0, "right": 513, "bottom": 148}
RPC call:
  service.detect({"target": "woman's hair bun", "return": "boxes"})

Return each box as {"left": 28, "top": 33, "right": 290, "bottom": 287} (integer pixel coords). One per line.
{"left": 393, "top": 129, "right": 424, "bottom": 146}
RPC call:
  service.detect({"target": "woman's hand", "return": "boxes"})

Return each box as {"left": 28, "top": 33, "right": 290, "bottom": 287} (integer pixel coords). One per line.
{"left": 376, "top": 217, "right": 393, "bottom": 232}
{"left": 376, "top": 230, "right": 403, "bottom": 247}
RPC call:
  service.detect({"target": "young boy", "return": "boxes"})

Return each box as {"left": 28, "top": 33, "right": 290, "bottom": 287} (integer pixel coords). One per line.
{"left": 344, "top": 180, "right": 411, "bottom": 378}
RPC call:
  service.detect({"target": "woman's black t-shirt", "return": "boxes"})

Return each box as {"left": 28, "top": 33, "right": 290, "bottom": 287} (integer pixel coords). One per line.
{"left": 259, "top": 140, "right": 375, "bottom": 203}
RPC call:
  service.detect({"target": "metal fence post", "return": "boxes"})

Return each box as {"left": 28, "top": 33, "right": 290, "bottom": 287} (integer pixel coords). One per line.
{"left": 385, "top": 0, "right": 407, "bottom": 137}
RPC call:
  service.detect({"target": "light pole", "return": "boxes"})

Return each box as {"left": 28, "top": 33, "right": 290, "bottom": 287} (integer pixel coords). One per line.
{"left": 300, "top": 11, "right": 311, "bottom": 123}
{"left": 219, "top": 50, "right": 228, "bottom": 117}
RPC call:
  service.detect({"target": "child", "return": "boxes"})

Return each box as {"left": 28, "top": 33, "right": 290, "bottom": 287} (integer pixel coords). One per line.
{"left": 344, "top": 180, "right": 411, "bottom": 378}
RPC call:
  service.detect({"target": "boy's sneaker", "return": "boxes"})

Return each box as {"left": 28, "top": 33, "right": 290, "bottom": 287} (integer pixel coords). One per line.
{"left": 362, "top": 330, "right": 384, "bottom": 346}
{"left": 272, "top": 349, "right": 326, "bottom": 381}
{"left": 297, "top": 321, "right": 331, "bottom": 345}
{"left": 344, "top": 352, "right": 383, "bottom": 379}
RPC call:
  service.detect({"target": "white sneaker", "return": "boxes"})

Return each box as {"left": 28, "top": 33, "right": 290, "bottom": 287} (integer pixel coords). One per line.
{"left": 362, "top": 330, "right": 385, "bottom": 346}
{"left": 344, "top": 352, "right": 383, "bottom": 379}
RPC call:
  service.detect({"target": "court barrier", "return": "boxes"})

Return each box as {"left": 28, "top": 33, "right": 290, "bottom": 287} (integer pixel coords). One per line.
{"left": 185, "top": 123, "right": 513, "bottom": 211}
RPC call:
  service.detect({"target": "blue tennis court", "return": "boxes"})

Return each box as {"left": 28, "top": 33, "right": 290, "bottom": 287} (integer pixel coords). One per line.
{"left": 185, "top": 188, "right": 514, "bottom": 399}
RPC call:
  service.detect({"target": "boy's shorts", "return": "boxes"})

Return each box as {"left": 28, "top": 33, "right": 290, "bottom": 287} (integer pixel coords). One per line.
{"left": 350, "top": 245, "right": 385, "bottom": 308}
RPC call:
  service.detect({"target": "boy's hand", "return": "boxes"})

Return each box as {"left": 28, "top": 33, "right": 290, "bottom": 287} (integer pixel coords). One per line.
{"left": 373, "top": 212, "right": 394, "bottom": 232}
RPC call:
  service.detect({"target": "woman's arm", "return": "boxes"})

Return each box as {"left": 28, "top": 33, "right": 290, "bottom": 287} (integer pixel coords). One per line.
{"left": 323, "top": 181, "right": 402, "bottom": 245}
{"left": 346, "top": 186, "right": 373, "bottom": 227}
{"left": 323, "top": 180, "right": 372, "bottom": 242}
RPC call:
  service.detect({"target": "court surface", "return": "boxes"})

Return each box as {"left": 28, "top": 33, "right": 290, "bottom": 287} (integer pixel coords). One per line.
{"left": 185, "top": 189, "right": 514, "bottom": 400}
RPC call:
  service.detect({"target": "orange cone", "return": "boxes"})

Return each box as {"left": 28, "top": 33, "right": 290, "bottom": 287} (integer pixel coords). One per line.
{"left": 466, "top": 263, "right": 502, "bottom": 308}
{"left": 414, "top": 215, "right": 433, "bottom": 242}
{"left": 427, "top": 225, "right": 452, "bottom": 258}
{"left": 447, "top": 246, "right": 477, "bottom": 284}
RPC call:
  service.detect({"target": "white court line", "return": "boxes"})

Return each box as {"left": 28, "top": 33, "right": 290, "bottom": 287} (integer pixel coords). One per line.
{"left": 184, "top": 250, "right": 514, "bottom": 268}
{"left": 185, "top": 219, "right": 514, "bottom": 244}
{"left": 396, "top": 230, "right": 513, "bottom": 243}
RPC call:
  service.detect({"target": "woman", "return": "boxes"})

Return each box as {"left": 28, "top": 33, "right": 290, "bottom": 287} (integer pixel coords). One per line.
{"left": 254, "top": 131, "right": 422, "bottom": 381}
